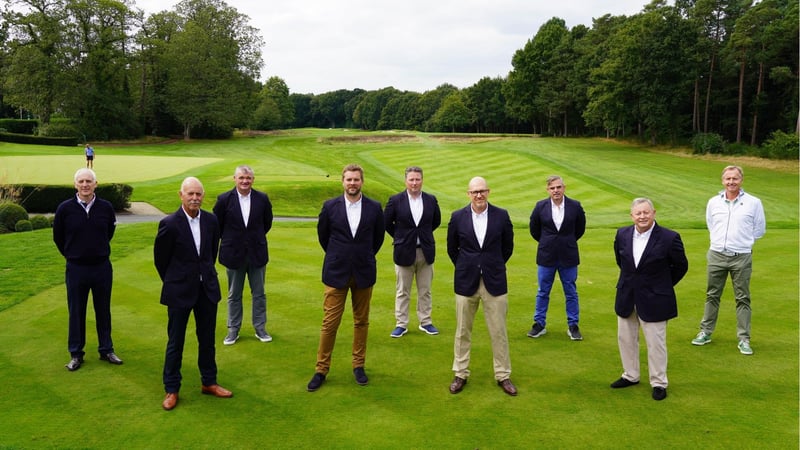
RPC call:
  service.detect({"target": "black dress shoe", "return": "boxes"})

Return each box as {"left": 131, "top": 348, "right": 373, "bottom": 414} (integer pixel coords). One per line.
{"left": 610, "top": 377, "right": 640, "bottom": 388}
{"left": 65, "top": 357, "right": 83, "bottom": 371}
{"left": 353, "top": 367, "right": 368, "bottom": 386}
{"left": 307, "top": 372, "right": 326, "bottom": 392}
{"left": 449, "top": 376, "right": 467, "bottom": 394}
{"left": 498, "top": 378, "right": 518, "bottom": 396}
{"left": 652, "top": 387, "right": 667, "bottom": 401}
{"left": 100, "top": 352, "right": 123, "bottom": 365}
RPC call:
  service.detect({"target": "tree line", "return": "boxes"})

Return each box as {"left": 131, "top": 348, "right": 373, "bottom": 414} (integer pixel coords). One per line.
{"left": 1, "top": 0, "right": 797, "bottom": 146}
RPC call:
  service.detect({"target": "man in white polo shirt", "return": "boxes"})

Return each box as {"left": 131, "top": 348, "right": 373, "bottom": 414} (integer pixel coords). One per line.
{"left": 692, "top": 165, "right": 766, "bottom": 355}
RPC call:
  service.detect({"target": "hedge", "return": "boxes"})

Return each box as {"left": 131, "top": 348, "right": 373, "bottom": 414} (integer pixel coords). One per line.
{"left": 0, "top": 132, "right": 79, "bottom": 147}
{"left": 0, "top": 119, "right": 37, "bottom": 134}
{"left": 2, "top": 184, "right": 133, "bottom": 213}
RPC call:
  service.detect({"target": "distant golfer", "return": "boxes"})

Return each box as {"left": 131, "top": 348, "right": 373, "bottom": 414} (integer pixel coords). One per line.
{"left": 84, "top": 144, "right": 94, "bottom": 169}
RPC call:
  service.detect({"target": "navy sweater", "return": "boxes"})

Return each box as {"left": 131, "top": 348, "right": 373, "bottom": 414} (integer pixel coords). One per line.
{"left": 53, "top": 197, "right": 116, "bottom": 265}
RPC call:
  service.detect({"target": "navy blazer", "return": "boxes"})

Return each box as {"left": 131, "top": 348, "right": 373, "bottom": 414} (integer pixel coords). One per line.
{"left": 154, "top": 208, "right": 222, "bottom": 308}
{"left": 384, "top": 191, "right": 441, "bottom": 266}
{"left": 317, "top": 195, "right": 385, "bottom": 289}
{"left": 613, "top": 223, "right": 688, "bottom": 322}
{"left": 447, "top": 204, "right": 514, "bottom": 297}
{"left": 213, "top": 188, "right": 273, "bottom": 269}
{"left": 529, "top": 196, "right": 586, "bottom": 267}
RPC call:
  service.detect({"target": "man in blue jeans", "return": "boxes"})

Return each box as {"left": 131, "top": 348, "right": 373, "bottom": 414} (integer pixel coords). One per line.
{"left": 527, "top": 175, "right": 586, "bottom": 341}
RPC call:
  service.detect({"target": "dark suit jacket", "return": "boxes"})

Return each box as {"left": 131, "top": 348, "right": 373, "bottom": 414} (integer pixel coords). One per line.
{"left": 213, "top": 188, "right": 273, "bottom": 269}
{"left": 613, "top": 223, "right": 688, "bottom": 322}
{"left": 317, "top": 195, "right": 385, "bottom": 289}
{"left": 447, "top": 204, "right": 514, "bottom": 297}
{"left": 529, "top": 196, "right": 586, "bottom": 267}
{"left": 384, "top": 191, "right": 441, "bottom": 266}
{"left": 154, "top": 208, "right": 222, "bottom": 308}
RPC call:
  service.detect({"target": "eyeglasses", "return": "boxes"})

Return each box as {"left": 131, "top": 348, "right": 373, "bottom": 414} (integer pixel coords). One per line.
{"left": 468, "top": 189, "right": 489, "bottom": 196}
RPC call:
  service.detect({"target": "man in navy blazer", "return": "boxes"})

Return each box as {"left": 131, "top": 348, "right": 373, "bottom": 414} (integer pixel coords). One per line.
{"left": 213, "top": 165, "right": 274, "bottom": 345}
{"left": 384, "top": 166, "right": 441, "bottom": 338}
{"left": 527, "top": 175, "right": 586, "bottom": 340}
{"left": 154, "top": 177, "right": 232, "bottom": 411}
{"left": 307, "top": 164, "right": 385, "bottom": 392}
{"left": 611, "top": 198, "right": 688, "bottom": 401}
{"left": 446, "top": 176, "right": 517, "bottom": 396}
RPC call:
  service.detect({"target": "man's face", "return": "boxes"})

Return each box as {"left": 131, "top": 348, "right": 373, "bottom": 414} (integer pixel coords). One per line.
{"left": 235, "top": 170, "right": 254, "bottom": 195}
{"left": 180, "top": 180, "right": 205, "bottom": 217}
{"left": 468, "top": 179, "right": 490, "bottom": 213}
{"left": 74, "top": 173, "right": 97, "bottom": 199}
{"left": 546, "top": 179, "right": 565, "bottom": 204}
{"left": 405, "top": 171, "right": 423, "bottom": 196}
{"left": 342, "top": 170, "right": 363, "bottom": 197}
{"left": 630, "top": 202, "right": 656, "bottom": 233}
{"left": 721, "top": 169, "right": 742, "bottom": 197}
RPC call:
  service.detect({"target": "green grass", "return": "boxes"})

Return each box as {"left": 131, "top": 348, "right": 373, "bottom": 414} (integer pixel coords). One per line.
{"left": 0, "top": 130, "right": 797, "bottom": 449}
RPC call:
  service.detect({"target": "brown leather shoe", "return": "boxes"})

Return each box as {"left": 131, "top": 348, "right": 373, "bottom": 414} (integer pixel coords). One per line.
{"left": 201, "top": 384, "right": 233, "bottom": 398}
{"left": 162, "top": 392, "right": 178, "bottom": 411}
{"left": 449, "top": 376, "right": 467, "bottom": 394}
{"left": 498, "top": 378, "right": 518, "bottom": 396}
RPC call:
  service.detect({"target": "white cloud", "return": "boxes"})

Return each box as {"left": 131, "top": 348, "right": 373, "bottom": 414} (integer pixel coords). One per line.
{"left": 134, "top": 0, "right": 650, "bottom": 94}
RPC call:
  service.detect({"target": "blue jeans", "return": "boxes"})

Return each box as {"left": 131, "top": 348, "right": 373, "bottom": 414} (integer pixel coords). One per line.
{"left": 534, "top": 265, "right": 579, "bottom": 327}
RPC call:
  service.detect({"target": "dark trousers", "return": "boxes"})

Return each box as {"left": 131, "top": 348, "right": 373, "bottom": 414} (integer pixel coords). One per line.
{"left": 163, "top": 290, "right": 218, "bottom": 393}
{"left": 65, "top": 260, "right": 114, "bottom": 357}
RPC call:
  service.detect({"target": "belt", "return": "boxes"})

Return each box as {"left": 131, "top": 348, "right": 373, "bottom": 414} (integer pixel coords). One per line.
{"left": 719, "top": 250, "right": 743, "bottom": 257}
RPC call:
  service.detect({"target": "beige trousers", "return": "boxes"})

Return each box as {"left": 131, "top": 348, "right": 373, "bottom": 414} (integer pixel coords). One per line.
{"left": 617, "top": 307, "right": 668, "bottom": 388}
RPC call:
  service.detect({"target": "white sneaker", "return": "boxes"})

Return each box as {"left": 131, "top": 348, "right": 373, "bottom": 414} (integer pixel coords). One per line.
{"left": 691, "top": 331, "right": 712, "bottom": 346}
{"left": 223, "top": 331, "right": 239, "bottom": 345}
{"left": 255, "top": 331, "right": 273, "bottom": 343}
{"left": 738, "top": 340, "right": 753, "bottom": 355}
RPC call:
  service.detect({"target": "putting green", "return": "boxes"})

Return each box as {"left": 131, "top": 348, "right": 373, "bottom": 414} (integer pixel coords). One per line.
{"left": 0, "top": 155, "right": 222, "bottom": 183}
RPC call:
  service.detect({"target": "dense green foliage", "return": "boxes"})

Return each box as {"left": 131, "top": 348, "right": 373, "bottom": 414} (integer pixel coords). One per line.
{"left": 13, "top": 218, "right": 32, "bottom": 231}
{"left": 692, "top": 132, "right": 727, "bottom": 154}
{"left": 0, "top": 200, "right": 28, "bottom": 230}
{"left": 1, "top": 0, "right": 796, "bottom": 148}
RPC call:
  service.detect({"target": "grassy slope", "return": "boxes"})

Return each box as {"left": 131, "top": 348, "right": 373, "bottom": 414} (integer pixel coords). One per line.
{"left": 0, "top": 131, "right": 796, "bottom": 448}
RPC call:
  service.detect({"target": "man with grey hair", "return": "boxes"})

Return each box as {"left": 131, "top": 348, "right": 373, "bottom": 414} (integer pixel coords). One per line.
{"left": 213, "top": 165, "right": 274, "bottom": 345}
{"left": 155, "top": 177, "right": 232, "bottom": 411}
{"left": 53, "top": 168, "right": 122, "bottom": 371}
{"left": 692, "top": 165, "right": 765, "bottom": 355}
{"left": 611, "top": 198, "right": 687, "bottom": 401}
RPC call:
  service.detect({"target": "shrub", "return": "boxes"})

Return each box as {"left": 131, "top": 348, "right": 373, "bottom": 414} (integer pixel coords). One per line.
{"left": 0, "top": 202, "right": 29, "bottom": 230}
{"left": 761, "top": 131, "right": 799, "bottom": 160}
{"left": 36, "top": 121, "right": 80, "bottom": 138}
{"left": 692, "top": 133, "right": 725, "bottom": 154}
{"left": 0, "top": 119, "right": 37, "bottom": 134}
{"left": 724, "top": 142, "right": 754, "bottom": 156}
{"left": 30, "top": 215, "right": 51, "bottom": 230}
{"left": 14, "top": 219, "right": 33, "bottom": 232}
{"left": 0, "top": 132, "right": 79, "bottom": 147}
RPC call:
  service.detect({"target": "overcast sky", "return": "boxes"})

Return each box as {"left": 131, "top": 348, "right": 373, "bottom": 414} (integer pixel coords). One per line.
{"left": 134, "top": 0, "right": 651, "bottom": 95}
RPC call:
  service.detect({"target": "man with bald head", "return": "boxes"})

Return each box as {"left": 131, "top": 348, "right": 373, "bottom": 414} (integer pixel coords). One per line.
{"left": 154, "top": 177, "right": 232, "bottom": 411}
{"left": 446, "top": 177, "right": 517, "bottom": 396}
